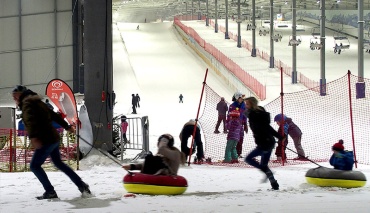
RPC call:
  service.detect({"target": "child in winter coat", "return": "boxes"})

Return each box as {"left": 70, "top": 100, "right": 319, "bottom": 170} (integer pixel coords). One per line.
{"left": 274, "top": 114, "right": 305, "bottom": 160}
{"left": 121, "top": 116, "right": 129, "bottom": 143}
{"left": 122, "top": 134, "right": 186, "bottom": 175}
{"left": 223, "top": 109, "right": 242, "bottom": 163}
{"left": 330, "top": 140, "right": 354, "bottom": 171}
{"left": 274, "top": 115, "right": 289, "bottom": 162}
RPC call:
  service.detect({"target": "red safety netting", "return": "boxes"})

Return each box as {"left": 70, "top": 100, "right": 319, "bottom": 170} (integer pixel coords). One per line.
{"left": 199, "top": 73, "right": 370, "bottom": 167}
{"left": 0, "top": 128, "right": 78, "bottom": 172}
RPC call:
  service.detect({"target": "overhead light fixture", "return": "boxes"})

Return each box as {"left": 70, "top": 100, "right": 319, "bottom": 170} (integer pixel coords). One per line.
{"left": 285, "top": 1, "right": 288, "bottom": 5}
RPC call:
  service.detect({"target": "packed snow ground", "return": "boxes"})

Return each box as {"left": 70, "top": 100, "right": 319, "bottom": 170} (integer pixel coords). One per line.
{"left": 1, "top": 21, "right": 369, "bottom": 213}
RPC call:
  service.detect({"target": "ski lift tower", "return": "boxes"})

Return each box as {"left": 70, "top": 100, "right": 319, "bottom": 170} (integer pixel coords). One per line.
{"left": 236, "top": 0, "right": 242, "bottom": 48}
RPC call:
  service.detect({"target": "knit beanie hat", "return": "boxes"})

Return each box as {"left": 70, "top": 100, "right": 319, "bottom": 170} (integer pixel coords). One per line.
{"left": 332, "top": 139, "right": 344, "bottom": 151}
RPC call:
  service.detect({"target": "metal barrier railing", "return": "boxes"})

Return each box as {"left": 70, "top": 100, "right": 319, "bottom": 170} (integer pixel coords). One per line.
{"left": 113, "top": 116, "right": 149, "bottom": 161}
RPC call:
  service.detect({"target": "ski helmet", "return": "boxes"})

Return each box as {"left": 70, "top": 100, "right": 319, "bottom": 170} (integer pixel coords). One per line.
{"left": 230, "top": 110, "right": 240, "bottom": 118}
{"left": 274, "top": 114, "right": 287, "bottom": 122}
{"left": 234, "top": 91, "right": 243, "bottom": 100}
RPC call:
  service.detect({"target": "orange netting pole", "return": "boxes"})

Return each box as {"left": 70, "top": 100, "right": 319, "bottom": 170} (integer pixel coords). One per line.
{"left": 187, "top": 68, "right": 209, "bottom": 166}
{"left": 280, "top": 67, "right": 286, "bottom": 166}
{"left": 347, "top": 70, "right": 358, "bottom": 168}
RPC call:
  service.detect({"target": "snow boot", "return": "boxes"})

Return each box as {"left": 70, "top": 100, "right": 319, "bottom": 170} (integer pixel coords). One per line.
{"left": 36, "top": 190, "right": 58, "bottom": 200}
{"left": 78, "top": 181, "right": 91, "bottom": 195}
{"left": 270, "top": 180, "right": 279, "bottom": 190}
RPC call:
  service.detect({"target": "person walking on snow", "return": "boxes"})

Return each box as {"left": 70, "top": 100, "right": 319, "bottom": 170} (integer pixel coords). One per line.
{"left": 131, "top": 94, "right": 137, "bottom": 114}
{"left": 179, "top": 94, "right": 184, "bottom": 103}
{"left": 11, "top": 85, "right": 91, "bottom": 199}
{"left": 244, "top": 97, "right": 285, "bottom": 190}
{"left": 215, "top": 97, "right": 228, "bottom": 134}
{"left": 135, "top": 94, "right": 140, "bottom": 108}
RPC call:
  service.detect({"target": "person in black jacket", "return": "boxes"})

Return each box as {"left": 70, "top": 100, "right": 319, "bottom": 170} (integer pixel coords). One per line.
{"left": 243, "top": 97, "right": 285, "bottom": 190}
{"left": 135, "top": 94, "right": 140, "bottom": 108}
{"left": 131, "top": 94, "right": 137, "bottom": 114}
{"left": 12, "top": 85, "right": 91, "bottom": 199}
{"left": 179, "top": 119, "right": 204, "bottom": 163}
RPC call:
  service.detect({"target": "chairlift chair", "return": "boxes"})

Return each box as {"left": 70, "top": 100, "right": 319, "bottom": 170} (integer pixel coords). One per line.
{"left": 258, "top": 26, "right": 269, "bottom": 36}
{"left": 309, "top": 37, "right": 322, "bottom": 50}
{"left": 333, "top": 32, "right": 350, "bottom": 54}
{"left": 272, "top": 30, "right": 283, "bottom": 42}
{"left": 288, "top": 35, "right": 302, "bottom": 46}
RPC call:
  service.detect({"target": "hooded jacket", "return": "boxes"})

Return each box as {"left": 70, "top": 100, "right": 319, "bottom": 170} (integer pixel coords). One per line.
{"left": 19, "top": 90, "right": 70, "bottom": 145}
{"left": 285, "top": 117, "right": 302, "bottom": 139}
{"left": 246, "top": 107, "right": 283, "bottom": 151}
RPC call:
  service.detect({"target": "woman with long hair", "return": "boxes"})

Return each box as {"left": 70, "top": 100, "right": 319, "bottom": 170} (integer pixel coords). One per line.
{"left": 244, "top": 97, "right": 286, "bottom": 190}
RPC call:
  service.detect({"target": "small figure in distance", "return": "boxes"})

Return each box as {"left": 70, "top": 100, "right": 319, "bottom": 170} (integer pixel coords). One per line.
{"left": 179, "top": 94, "right": 184, "bottom": 103}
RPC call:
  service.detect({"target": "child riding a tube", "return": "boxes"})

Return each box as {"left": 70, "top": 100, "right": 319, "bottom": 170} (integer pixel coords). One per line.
{"left": 122, "top": 134, "right": 186, "bottom": 175}
{"left": 329, "top": 139, "right": 354, "bottom": 171}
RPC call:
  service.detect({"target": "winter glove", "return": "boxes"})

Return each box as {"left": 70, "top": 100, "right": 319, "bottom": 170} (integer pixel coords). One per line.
{"left": 66, "top": 125, "right": 76, "bottom": 134}
{"left": 244, "top": 125, "right": 248, "bottom": 134}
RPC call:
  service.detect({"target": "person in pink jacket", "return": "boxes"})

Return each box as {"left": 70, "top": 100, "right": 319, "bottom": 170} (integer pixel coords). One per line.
{"left": 121, "top": 115, "right": 129, "bottom": 143}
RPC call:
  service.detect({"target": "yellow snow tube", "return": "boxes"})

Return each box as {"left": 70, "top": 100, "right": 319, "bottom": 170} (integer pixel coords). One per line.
{"left": 305, "top": 167, "right": 366, "bottom": 188}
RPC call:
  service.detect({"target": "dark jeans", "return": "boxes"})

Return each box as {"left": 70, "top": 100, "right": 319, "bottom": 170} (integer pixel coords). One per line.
{"left": 30, "top": 142, "right": 83, "bottom": 192}
{"left": 181, "top": 140, "right": 204, "bottom": 159}
{"left": 215, "top": 115, "right": 226, "bottom": 132}
{"left": 245, "top": 147, "right": 272, "bottom": 171}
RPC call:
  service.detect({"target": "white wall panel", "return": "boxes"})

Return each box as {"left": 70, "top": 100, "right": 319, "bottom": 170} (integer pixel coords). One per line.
{"left": 0, "top": 52, "right": 20, "bottom": 87}
{"left": 22, "top": 14, "right": 54, "bottom": 49}
{"left": 57, "top": 46, "right": 73, "bottom": 80}
{"left": 57, "top": 12, "right": 72, "bottom": 45}
{"left": 57, "top": 0, "right": 72, "bottom": 11}
{"left": 0, "top": 17, "right": 19, "bottom": 52}
{"left": 0, "top": 0, "right": 74, "bottom": 92}
{"left": 21, "top": 0, "right": 53, "bottom": 15}
{"left": 22, "top": 49, "right": 55, "bottom": 85}
{"left": 0, "top": 0, "right": 19, "bottom": 17}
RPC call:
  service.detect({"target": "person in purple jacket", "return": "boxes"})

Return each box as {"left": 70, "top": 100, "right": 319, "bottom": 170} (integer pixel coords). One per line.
{"left": 222, "top": 110, "right": 242, "bottom": 163}
{"left": 274, "top": 114, "right": 305, "bottom": 160}
{"left": 227, "top": 91, "right": 248, "bottom": 158}
{"left": 214, "top": 97, "right": 228, "bottom": 134}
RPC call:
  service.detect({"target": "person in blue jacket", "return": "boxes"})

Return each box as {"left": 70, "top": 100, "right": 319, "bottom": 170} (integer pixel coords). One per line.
{"left": 330, "top": 139, "right": 354, "bottom": 171}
